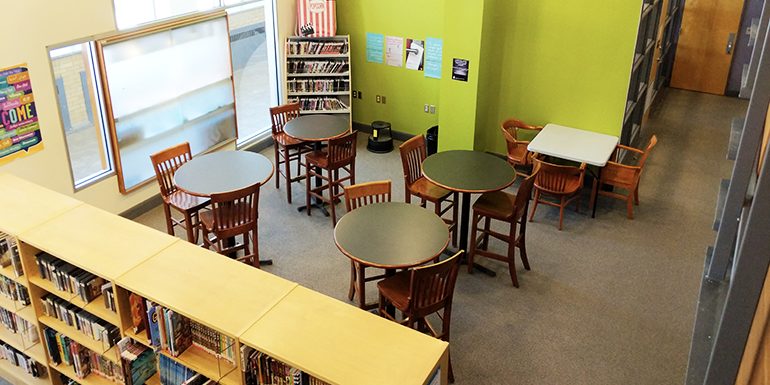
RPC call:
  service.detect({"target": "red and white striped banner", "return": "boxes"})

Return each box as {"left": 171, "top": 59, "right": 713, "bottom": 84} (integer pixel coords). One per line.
{"left": 297, "top": 0, "right": 337, "bottom": 37}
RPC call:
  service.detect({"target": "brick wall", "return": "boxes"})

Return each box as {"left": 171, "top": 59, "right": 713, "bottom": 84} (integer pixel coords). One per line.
{"left": 51, "top": 53, "right": 89, "bottom": 128}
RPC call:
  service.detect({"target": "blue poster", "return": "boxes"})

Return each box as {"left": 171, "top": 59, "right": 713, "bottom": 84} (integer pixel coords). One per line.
{"left": 424, "top": 37, "right": 443, "bottom": 79}
{"left": 367, "top": 33, "right": 384, "bottom": 63}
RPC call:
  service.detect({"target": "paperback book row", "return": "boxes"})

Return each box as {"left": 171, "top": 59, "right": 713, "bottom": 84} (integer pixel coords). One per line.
{"left": 241, "top": 345, "right": 330, "bottom": 385}
{"left": 0, "top": 340, "right": 47, "bottom": 379}
{"left": 287, "top": 78, "right": 350, "bottom": 94}
{"left": 129, "top": 293, "right": 236, "bottom": 363}
{"left": 289, "top": 97, "right": 348, "bottom": 112}
{"left": 287, "top": 60, "right": 348, "bottom": 75}
{"left": 0, "top": 275, "right": 30, "bottom": 306}
{"left": 0, "top": 233, "right": 24, "bottom": 278}
{"left": 0, "top": 306, "right": 39, "bottom": 343}
{"left": 41, "top": 294, "right": 120, "bottom": 348}
{"left": 35, "top": 252, "right": 113, "bottom": 309}
{"left": 286, "top": 41, "right": 348, "bottom": 56}
{"left": 117, "top": 337, "right": 157, "bottom": 385}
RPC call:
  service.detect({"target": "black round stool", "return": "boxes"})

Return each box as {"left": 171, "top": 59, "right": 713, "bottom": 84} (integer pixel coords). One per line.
{"left": 367, "top": 121, "right": 394, "bottom": 153}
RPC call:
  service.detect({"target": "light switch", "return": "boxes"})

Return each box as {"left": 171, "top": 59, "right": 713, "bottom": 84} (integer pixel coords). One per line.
{"left": 424, "top": 104, "right": 429, "bottom": 113}
{"left": 430, "top": 105, "right": 436, "bottom": 114}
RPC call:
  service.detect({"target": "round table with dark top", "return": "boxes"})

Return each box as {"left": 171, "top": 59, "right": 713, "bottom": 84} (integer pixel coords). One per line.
{"left": 174, "top": 150, "right": 274, "bottom": 264}
{"left": 174, "top": 151, "right": 274, "bottom": 197}
{"left": 283, "top": 114, "right": 350, "bottom": 214}
{"left": 422, "top": 150, "right": 517, "bottom": 276}
{"left": 334, "top": 202, "right": 449, "bottom": 310}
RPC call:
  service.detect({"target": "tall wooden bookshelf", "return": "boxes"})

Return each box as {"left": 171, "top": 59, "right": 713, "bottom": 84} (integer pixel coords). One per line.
{"left": 0, "top": 173, "right": 448, "bottom": 385}
{"left": 285, "top": 36, "right": 351, "bottom": 119}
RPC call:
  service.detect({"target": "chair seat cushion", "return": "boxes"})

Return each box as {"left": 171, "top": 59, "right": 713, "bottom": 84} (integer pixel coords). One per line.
{"left": 376, "top": 270, "right": 411, "bottom": 311}
{"left": 473, "top": 191, "right": 516, "bottom": 219}
{"left": 410, "top": 177, "right": 452, "bottom": 201}
{"left": 199, "top": 203, "right": 249, "bottom": 231}
{"left": 275, "top": 132, "right": 309, "bottom": 148}
{"left": 305, "top": 150, "right": 328, "bottom": 168}
{"left": 165, "top": 190, "right": 210, "bottom": 212}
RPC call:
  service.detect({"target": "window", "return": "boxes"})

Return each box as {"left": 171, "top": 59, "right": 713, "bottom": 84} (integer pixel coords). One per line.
{"left": 49, "top": 43, "right": 114, "bottom": 189}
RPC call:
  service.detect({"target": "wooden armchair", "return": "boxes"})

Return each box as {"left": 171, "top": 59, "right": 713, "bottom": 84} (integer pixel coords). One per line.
{"left": 199, "top": 182, "right": 261, "bottom": 268}
{"left": 306, "top": 130, "right": 357, "bottom": 226}
{"left": 590, "top": 135, "right": 658, "bottom": 219}
{"left": 501, "top": 119, "right": 543, "bottom": 177}
{"left": 150, "top": 142, "right": 210, "bottom": 244}
{"left": 399, "top": 135, "right": 458, "bottom": 247}
{"left": 270, "top": 103, "right": 313, "bottom": 203}
{"left": 343, "top": 180, "right": 391, "bottom": 310}
{"left": 528, "top": 157, "right": 586, "bottom": 230}
{"left": 377, "top": 251, "right": 462, "bottom": 383}
{"left": 468, "top": 167, "right": 538, "bottom": 287}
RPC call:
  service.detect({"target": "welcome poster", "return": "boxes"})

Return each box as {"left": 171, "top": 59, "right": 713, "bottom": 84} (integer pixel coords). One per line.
{"left": 0, "top": 63, "right": 43, "bottom": 165}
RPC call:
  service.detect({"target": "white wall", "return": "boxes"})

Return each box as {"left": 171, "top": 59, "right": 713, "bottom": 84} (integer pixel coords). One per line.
{"left": 0, "top": 0, "right": 297, "bottom": 214}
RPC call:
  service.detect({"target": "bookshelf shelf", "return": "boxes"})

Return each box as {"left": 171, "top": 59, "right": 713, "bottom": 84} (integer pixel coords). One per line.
{"left": 145, "top": 371, "right": 160, "bottom": 385}
{"left": 0, "top": 174, "right": 82, "bottom": 237}
{"left": 0, "top": 358, "right": 50, "bottom": 385}
{"left": 37, "top": 316, "right": 118, "bottom": 363}
{"left": 285, "top": 36, "right": 351, "bottom": 119}
{"left": 51, "top": 362, "right": 114, "bottom": 385}
{"left": 0, "top": 295, "right": 23, "bottom": 313}
{"left": 0, "top": 265, "right": 22, "bottom": 282}
{"left": 0, "top": 172, "right": 449, "bottom": 385}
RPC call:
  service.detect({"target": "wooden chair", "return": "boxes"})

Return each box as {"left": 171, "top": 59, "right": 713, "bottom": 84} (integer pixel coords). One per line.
{"left": 199, "top": 183, "right": 261, "bottom": 268}
{"left": 343, "top": 180, "right": 391, "bottom": 310}
{"left": 377, "top": 251, "right": 462, "bottom": 383}
{"left": 149, "top": 142, "right": 210, "bottom": 244}
{"left": 399, "top": 135, "right": 458, "bottom": 247}
{"left": 468, "top": 167, "right": 538, "bottom": 287}
{"left": 501, "top": 119, "right": 543, "bottom": 177}
{"left": 590, "top": 135, "right": 658, "bottom": 219}
{"left": 528, "top": 157, "right": 586, "bottom": 230}
{"left": 270, "top": 103, "right": 313, "bottom": 203}
{"left": 305, "top": 130, "right": 357, "bottom": 226}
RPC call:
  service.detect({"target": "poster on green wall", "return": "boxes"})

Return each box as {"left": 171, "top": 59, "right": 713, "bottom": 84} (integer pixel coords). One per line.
{"left": 367, "top": 33, "right": 384, "bottom": 63}
{"left": 424, "top": 37, "right": 443, "bottom": 79}
{"left": 0, "top": 63, "right": 43, "bottom": 166}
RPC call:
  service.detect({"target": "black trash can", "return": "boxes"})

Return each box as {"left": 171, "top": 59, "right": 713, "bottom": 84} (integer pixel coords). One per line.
{"left": 426, "top": 125, "right": 438, "bottom": 156}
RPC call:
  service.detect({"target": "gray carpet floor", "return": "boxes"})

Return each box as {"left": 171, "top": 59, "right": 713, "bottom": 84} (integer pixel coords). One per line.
{"left": 127, "top": 88, "right": 747, "bottom": 385}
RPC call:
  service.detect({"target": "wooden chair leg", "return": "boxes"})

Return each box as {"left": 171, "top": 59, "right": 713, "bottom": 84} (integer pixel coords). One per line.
{"left": 451, "top": 192, "right": 459, "bottom": 247}
{"left": 590, "top": 179, "right": 599, "bottom": 210}
{"left": 468, "top": 211, "right": 479, "bottom": 274}
{"left": 507, "top": 220, "right": 519, "bottom": 288}
{"left": 183, "top": 211, "right": 196, "bottom": 244}
{"left": 356, "top": 263, "right": 367, "bottom": 309}
{"left": 482, "top": 217, "right": 491, "bottom": 251}
{"left": 558, "top": 196, "right": 565, "bottom": 230}
{"left": 528, "top": 190, "right": 540, "bottom": 222}
{"left": 348, "top": 261, "right": 356, "bottom": 301}
{"left": 162, "top": 203, "right": 174, "bottom": 236}
{"left": 285, "top": 148, "right": 292, "bottom": 203}
{"left": 518, "top": 217, "right": 530, "bottom": 270}
{"left": 627, "top": 196, "right": 635, "bottom": 219}
{"left": 634, "top": 184, "right": 640, "bottom": 205}
{"left": 575, "top": 192, "right": 581, "bottom": 213}
{"left": 329, "top": 170, "right": 338, "bottom": 226}
{"left": 306, "top": 167, "right": 312, "bottom": 216}
{"left": 274, "top": 146, "right": 281, "bottom": 189}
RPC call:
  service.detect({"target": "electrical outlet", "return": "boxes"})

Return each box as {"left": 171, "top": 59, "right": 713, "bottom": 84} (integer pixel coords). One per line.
{"left": 376, "top": 95, "right": 381, "bottom": 103}
{"left": 352, "top": 90, "right": 357, "bottom": 98}
{"left": 430, "top": 105, "right": 436, "bottom": 114}
{"left": 381, "top": 96, "right": 386, "bottom": 104}
{"left": 424, "top": 104, "right": 429, "bottom": 113}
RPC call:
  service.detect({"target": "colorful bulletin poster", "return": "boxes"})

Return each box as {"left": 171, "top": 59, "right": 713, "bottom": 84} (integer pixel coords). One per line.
{"left": 0, "top": 63, "right": 43, "bottom": 166}
{"left": 385, "top": 36, "right": 403, "bottom": 67}
{"left": 424, "top": 37, "right": 443, "bottom": 79}
{"left": 367, "top": 33, "right": 384, "bottom": 63}
{"left": 405, "top": 39, "right": 425, "bottom": 71}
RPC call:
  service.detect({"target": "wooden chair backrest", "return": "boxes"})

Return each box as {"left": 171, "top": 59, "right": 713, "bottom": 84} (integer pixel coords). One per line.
{"left": 532, "top": 158, "right": 585, "bottom": 194}
{"left": 344, "top": 181, "right": 391, "bottom": 212}
{"left": 603, "top": 135, "right": 658, "bottom": 190}
{"left": 150, "top": 142, "right": 192, "bottom": 199}
{"left": 513, "top": 166, "right": 539, "bottom": 220}
{"left": 269, "top": 103, "right": 300, "bottom": 136}
{"left": 501, "top": 119, "right": 543, "bottom": 149}
{"left": 326, "top": 130, "right": 357, "bottom": 169}
{"left": 637, "top": 135, "right": 658, "bottom": 170}
{"left": 207, "top": 182, "right": 260, "bottom": 240}
{"left": 399, "top": 134, "right": 428, "bottom": 188}
{"left": 406, "top": 251, "right": 462, "bottom": 339}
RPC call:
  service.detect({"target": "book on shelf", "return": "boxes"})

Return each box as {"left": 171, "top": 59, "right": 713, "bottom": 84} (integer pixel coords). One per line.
{"left": 44, "top": 327, "right": 128, "bottom": 383}
{"left": 159, "top": 353, "right": 196, "bottom": 385}
{"left": 0, "top": 340, "right": 47, "bottom": 379}
{"left": 102, "top": 281, "right": 116, "bottom": 312}
{"left": 287, "top": 59, "right": 349, "bottom": 75}
{"left": 36, "top": 252, "right": 105, "bottom": 303}
{"left": 286, "top": 40, "right": 348, "bottom": 56}
{"left": 241, "top": 346, "right": 331, "bottom": 385}
{"left": 0, "top": 234, "right": 10, "bottom": 269}
{"left": 0, "top": 306, "right": 39, "bottom": 343}
{"left": 8, "top": 238, "right": 23, "bottom": 278}
{"left": 41, "top": 294, "right": 120, "bottom": 347}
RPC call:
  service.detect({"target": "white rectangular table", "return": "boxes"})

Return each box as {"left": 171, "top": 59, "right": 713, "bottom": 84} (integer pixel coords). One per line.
{"left": 528, "top": 123, "right": 620, "bottom": 217}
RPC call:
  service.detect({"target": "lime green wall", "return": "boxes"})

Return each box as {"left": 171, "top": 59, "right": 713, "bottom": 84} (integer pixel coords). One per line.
{"left": 437, "top": 0, "right": 485, "bottom": 151}
{"left": 483, "top": 1, "right": 641, "bottom": 156}
{"left": 474, "top": 0, "right": 507, "bottom": 152}
{"left": 337, "top": 1, "right": 444, "bottom": 136}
